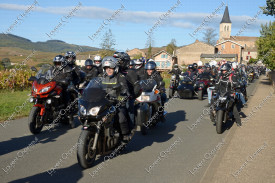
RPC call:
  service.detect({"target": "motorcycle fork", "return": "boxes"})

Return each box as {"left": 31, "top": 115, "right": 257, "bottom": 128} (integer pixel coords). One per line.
{"left": 92, "top": 124, "right": 101, "bottom": 151}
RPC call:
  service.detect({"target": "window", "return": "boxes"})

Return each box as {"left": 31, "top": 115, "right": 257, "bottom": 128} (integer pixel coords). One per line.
{"left": 246, "top": 56, "right": 249, "bottom": 60}
{"left": 161, "top": 54, "right": 165, "bottom": 58}
{"left": 227, "top": 26, "right": 229, "bottom": 31}
{"left": 248, "top": 52, "right": 250, "bottom": 55}
{"left": 222, "top": 45, "right": 225, "bottom": 49}
{"left": 165, "top": 55, "right": 168, "bottom": 58}
{"left": 231, "top": 44, "right": 235, "bottom": 49}
{"left": 224, "top": 26, "right": 226, "bottom": 31}
{"left": 244, "top": 44, "right": 247, "bottom": 48}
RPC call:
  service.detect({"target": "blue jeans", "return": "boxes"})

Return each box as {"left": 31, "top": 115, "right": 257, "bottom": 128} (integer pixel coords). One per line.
{"left": 207, "top": 87, "right": 215, "bottom": 104}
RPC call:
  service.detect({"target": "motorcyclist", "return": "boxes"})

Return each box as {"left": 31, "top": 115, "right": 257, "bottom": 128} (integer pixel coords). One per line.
{"left": 135, "top": 58, "right": 146, "bottom": 81}
{"left": 113, "top": 52, "right": 141, "bottom": 128}
{"left": 182, "top": 64, "right": 197, "bottom": 82}
{"left": 168, "top": 64, "right": 182, "bottom": 88}
{"left": 100, "top": 56, "right": 132, "bottom": 142}
{"left": 93, "top": 55, "right": 103, "bottom": 75}
{"left": 193, "top": 63, "right": 199, "bottom": 75}
{"left": 128, "top": 60, "right": 135, "bottom": 69}
{"left": 64, "top": 51, "right": 82, "bottom": 87}
{"left": 232, "top": 62, "right": 247, "bottom": 107}
{"left": 142, "top": 61, "right": 167, "bottom": 121}
{"left": 82, "top": 59, "right": 98, "bottom": 82}
{"left": 52, "top": 55, "right": 76, "bottom": 127}
{"left": 214, "top": 63, "right": 242, "bottom": 126}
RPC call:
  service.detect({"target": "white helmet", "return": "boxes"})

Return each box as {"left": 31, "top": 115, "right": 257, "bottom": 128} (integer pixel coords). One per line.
{"left": 93, "top": 55, "right": 102, "bottom": 67}
{"left": 102, "top": 56, "right": 118, "bottom": 74}
{"left": 198, "top": 61, "right": 203, "bottom": 67}
{"left": 134, "top": 59, "right": 144, "bottom": 69}
{"left": 232, "top": 62, "right": 237, "bottom": 69}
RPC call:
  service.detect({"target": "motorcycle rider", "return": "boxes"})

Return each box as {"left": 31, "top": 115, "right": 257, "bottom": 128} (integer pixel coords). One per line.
{"left": 113, "top": 52, "right": 141, "bottom": 128}
{"left": 64, "top": 51, "right": 83, "bottom": 87}
{"left": 135, "top": 58, "right": 146, "bottom": 81}
{"left": 142, "top": 61, "right": 167, "bottom": 121}
{"left": 214, "top": 63, "right": 242, "bottom": 126}
{"left": 82, "top": 59, "right": 98, "bottom": 82}
{"left": 101, "top": 56, "right": 132, "bottom": 142}
{"left": 128, "top": 60, "right": 135, "bottom": 69}
{"left": 52, "top": 55, "right": 76, "bottom": 127}
{"left": 94, "top": 55, "right": 103, "bottom": 75}
{"left": 168, "top": 64, "right": 182, "bottom": 89}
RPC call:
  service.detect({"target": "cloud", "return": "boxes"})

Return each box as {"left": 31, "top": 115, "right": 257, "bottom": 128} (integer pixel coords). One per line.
{"left": 0, "top": 3, "right": 270, "bottom": 31}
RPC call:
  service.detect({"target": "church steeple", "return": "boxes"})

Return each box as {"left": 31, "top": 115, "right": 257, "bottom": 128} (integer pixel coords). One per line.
{"left": 219, "top": 5, "right": 232, "bottom": 41}
{"left": 221, "top": 6, "right": 231, "bottom": 23}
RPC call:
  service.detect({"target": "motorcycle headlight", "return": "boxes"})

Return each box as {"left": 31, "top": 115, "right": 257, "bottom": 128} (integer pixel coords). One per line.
{"left": 33, "top": 86, "right": 37, "bottom": 93}
{"left": 40, "top": 86, "right": 51, "bottom": 93}
{"left": 89, "top": 107, "right": 100, "bottom": 116}
{"left": 219, "top": 96, "right": 227, "bottom": 102}
{"left": 80, "top": 105, "right": 87, "bottom": 115}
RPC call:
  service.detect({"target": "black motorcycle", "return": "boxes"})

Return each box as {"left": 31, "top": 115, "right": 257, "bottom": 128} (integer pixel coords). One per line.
{"left": 76, "top": 77, "right": 133, "bottom": 169}
{"left": 177, "top": 75, "right": 195, "bottom": 99}
{"left": 210, "top": 91, "right": 238, "bottom": 134}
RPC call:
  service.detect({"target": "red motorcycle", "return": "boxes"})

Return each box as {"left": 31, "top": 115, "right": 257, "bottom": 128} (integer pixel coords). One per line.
{"left": 194, "top": 73, "right": 212, "bottom": 100}
{"left": 28, "top": 64, "right": 76, "bottom": 134}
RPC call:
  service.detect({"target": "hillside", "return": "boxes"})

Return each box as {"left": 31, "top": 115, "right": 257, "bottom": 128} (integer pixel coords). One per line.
{"left": 0, "top": 34, "right": 99, "bottom": 53}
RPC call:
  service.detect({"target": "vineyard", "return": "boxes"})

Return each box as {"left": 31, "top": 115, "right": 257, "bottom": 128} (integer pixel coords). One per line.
{"left": 0, "top": 69, "right": 33, "bottom": 90}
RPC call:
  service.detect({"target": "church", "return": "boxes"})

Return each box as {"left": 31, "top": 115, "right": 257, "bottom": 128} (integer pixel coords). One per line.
{"left": 202, "top": 6, "right": 258, "bottom": 64}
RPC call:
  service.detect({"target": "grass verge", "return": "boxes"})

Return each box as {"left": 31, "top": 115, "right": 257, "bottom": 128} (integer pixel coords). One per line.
{"left": 0, "top": 90, "right": 32, "bottom": 122}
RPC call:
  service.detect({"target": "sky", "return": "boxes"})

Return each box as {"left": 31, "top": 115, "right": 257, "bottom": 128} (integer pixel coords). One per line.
{"left": 0, "top": 0, "right": 273, "bottom": 51}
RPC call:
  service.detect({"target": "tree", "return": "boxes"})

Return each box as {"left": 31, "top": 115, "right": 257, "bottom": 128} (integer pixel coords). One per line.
{"left": 145, "top": 33, "right": 154, "bottom": 58}
{"left": 1, "top": 58, "right": 11, "bottom": 69}
{"left": 202, "top": 28, "right": 218, "bottom": 46}
{"left": 100, "top": 29, "right": 116, "bottom": 51}
{"left": 166, "top": 39, "right": 177, "bottom": 55}
{"left": 256, "top": 21, "right": 275, "bottom": 70}
{"left": 261, "top": 0, "right": 275, "bottom": 16}
{"left": 132, "top": 53, "right": 143, "bottom": 59}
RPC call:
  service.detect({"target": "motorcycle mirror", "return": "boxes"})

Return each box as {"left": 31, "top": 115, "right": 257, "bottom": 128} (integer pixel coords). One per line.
{"left": 31, "top": 66, "right": 38, "bottom": 72}
{"left": 28, "top": 76, "right": 37, "bottom": 81}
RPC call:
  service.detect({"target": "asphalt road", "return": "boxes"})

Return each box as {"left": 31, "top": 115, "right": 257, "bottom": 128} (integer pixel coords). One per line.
{"left": 0, "top": 79, "right": 259, "bottom": 183}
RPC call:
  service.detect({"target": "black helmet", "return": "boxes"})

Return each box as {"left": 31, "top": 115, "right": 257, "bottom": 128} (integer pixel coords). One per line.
{"left": 193, "top": 63, "right": 198, "bottom": 68}
{"left": 205, "top": 64, "right": 211, "bottom": 69}
{"left": 85, "top": 59, "right": 93, "bottom": 67}
{"left": 113, "top": 52, "right": 130, "bottom": 69}
{"left": 145, "top": 61, "right": 156, "bottom": 70}
{"left": 188, "top": 64, "right": 194, "bottom": 70}
{"left": 65, "top": 51, "right": 76, "bottom": 64}
{"left": 173, "top": 64, "right": 179, "bottom": 69}
{"left": 53, "top": 55, "right": 65, "bottom": 68}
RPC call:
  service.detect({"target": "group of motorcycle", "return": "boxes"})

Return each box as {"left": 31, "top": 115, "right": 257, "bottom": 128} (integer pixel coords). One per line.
{"left": 168, "top": 62, "right": 264, "bottom": 134}
{"left": 27, "top": 54, "right": 164, "bottom": 169}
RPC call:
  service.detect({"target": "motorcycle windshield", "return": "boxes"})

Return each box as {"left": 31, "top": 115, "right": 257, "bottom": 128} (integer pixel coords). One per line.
{"left": 82, "top": 77, "right": 107, "bottom": 102}
{"left": 35, "top": 64, "right": 53, "bottom": 79}
{"left": 139, "top": 79, "right": 157, "bottom": 92}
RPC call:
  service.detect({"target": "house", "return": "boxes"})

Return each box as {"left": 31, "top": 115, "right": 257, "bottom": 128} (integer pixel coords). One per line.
{"left": 126, "top": 48, "right": 146, "bottom": 59}
{"left": 201, "top": 53, "right": 238, "bottom": 62}
{"left": 216, "top": 5, "right": 258, "bottom": 63}
{"left": 152, "top": 50, "right": 173, "bottom": 71}
{"left": 176, "top": 40, "right": 215, "bottom": 65}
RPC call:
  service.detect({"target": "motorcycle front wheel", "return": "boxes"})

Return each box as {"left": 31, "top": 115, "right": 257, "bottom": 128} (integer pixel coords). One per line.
{"left": 216, "top": 110, "right": 224, "bottom": 134}
{"left": 77, "top": 130, "right": 96, "bottom": 169}
{"left": 28, "top": 107, "right": 43, "bottom": 134}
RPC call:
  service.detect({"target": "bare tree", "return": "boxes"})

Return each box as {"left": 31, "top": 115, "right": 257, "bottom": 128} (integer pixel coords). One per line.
{"left": 202, "top": 28, "right": 218, "bottom": 45}
{"left": 145, "top": 33, "right": 154, "bottom": 58}
{"left": 100, "top": 29, "right": 116, "bottom": 51}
